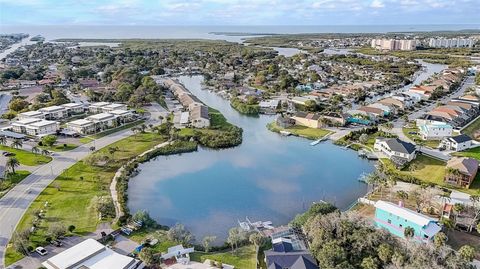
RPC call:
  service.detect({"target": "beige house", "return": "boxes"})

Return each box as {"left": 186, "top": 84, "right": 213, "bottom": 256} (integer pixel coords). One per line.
{"left": 190, "top": 105, "right": 210, "bottom": 128}
{"left": 291, "top": 112, "right": 322, "bottom": 128}
{"left": 445, "top": 157, "right": 479, "bottom": 188}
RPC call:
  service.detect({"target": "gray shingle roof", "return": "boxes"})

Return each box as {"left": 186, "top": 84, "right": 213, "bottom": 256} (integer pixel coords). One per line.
{"left": 449, "top": 134, "right": 472, "bottom": 144}
{"left": 385, "top": 138, "right": 416, "bottom": 154}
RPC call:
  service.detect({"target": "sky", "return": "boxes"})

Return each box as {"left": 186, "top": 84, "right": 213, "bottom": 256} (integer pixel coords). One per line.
{"left": 0, "top": 0, "right": 479, "bottom": 26}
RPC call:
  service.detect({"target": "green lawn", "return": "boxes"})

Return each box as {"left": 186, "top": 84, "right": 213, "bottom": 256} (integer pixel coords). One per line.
{"left": 462, "top": 116, "right": 480, "bottom": 140}
{"left": 39, "top": 143, "right": 78, "bottom": 152}
{"left": 402, "top": 127, "right": 440, "bottom": 148}
{"left": 79, "top": 120, "right": 145, "bottom": 144}
{"left": 0, "top": 145, "right": 52, "bottom": 166}
{"left": 267, "top": 122, "right": 331, "bottom": 140}
{"left": 5, "top": 131, "right": 167, "bottom": 266}
{"left": 0, "top": 170, "right": 31, "bottom": 198}
{"left": 127, "top": 228, "right": 178, "bottom": 254}
{"left": 190, "top": 245, "right": 257, "bottom": 269}
{"left": 454, "top": 146, "right": 480, "bottom": 160}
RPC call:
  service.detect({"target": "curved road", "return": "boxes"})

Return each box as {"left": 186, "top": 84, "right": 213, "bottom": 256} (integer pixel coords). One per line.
{"left": 0, "top": 104, "right": 165, "bottom": 268}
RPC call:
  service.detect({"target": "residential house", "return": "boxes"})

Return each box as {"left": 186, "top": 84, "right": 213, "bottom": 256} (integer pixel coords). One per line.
{"left": 264, "top": 238, "right": 319, "bottom": 269}
{"left": 291, "top": 112, "right": 321, "bottom": 128}
{"left": 42, "top": 238, "right": 142, "bottom": 269}
{"left": 374, "top": 138, "right": 417, "bottom": 166}
{"left": 24, "top": 120, "right": 59, "bottom": 136}
{"left": 357, "top": 106, "right": 386, "bottom": 118}
{"left": 109, "top": 109, "right": 135, "bottom": 123}
{"left": 374, "top": 200, "right": 441, "bottom": 242}
{"left": 11, "top": 118, "right": 42, "bottom": 133}
{"left": 418, "top": 122, "right": 453, "bottom": 140}
{"left": 85, "top": 113, "right": 116, "bottom": 130}
{"left": 17, "top": 110, "right": 44, "bottom": 120}
{"left": 440, "top": 134, "right": 475, "bottom": 151}
{"left": 322, "top": 112, "right": 347, "bottom": 127}
{"left": 61, "top": 102, "right": 85, "bottom": 115}
{"left": 276, "top": 116, "right": 295, "bottom": 128}
{"left": 379, "top": 97, "right": 406, "bottom": 110}
{"left": 445, "top": 157, "right": 479, "bottom": 188}
{"left": 102, "top": 103, "right": 127, "bottom": 112}
{"left": 88, "top": 102, "right": 111, "bottom": 113}
{"left": 259, "top": 100, "right": 279, "bottom": 114}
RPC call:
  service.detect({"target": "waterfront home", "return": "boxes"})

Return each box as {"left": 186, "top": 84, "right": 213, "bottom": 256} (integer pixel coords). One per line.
{"left": 190, "top": 105, "right": 210, "bottom": 128}
{"left": 262, "top": 226, "right": 307, "bottom": 251}
{"left": 24, "top": 120, "right": 59, "bottom": 136}
{"left": 264, "top": 238, "right": 319, "bottom": 269}
{"left": 440, "top": 134, "right": 474, "bottom": 151}
{"left": 291, "top": 112, "right": 321, "bottom": 128}
{"left": 374, "top": 138, "right": 416, "bottom": 166}
{"left": 42, "top": 238, "right": 143, "bottom": 269}
{"left": 259, "top": 99, "right": 279, "bottom": 114}
{"left": 38, "top": 105, "right": 67, "bottom": 120}
{"left": 17, "top": 110, "right": 44, "bottom": 120}
{"left": 322, "top": 112, "right": 347, "bottom": 127}
{"left": 61, "top": 102, "right": 85, "bottom": 114}
{"left": 276, "top": 116, "right": 295, "bottom": 128}
{"left": 418, "top": 122, "right": 453, "bottom": 140}
{"left": 67, "top": 119, "right": 96, "bottom": 134}
{"left": 161, "top": 245, "right": 195, "bottom": 265}
{"left": 445, "top": 157, "right": 479, "bottom": 188}
{"left": 374, "top": 200, "right": 441, "bottom": 242}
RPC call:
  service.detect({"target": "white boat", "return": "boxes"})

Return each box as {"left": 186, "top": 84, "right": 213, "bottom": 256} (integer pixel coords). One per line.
{"left": 279, "top": 130, "right": 291, "bottom": 136}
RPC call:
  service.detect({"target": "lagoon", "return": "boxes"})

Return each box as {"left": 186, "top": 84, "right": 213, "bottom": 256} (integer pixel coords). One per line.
{"left": 127, "top": 75, "right": 375, "bottom": 241}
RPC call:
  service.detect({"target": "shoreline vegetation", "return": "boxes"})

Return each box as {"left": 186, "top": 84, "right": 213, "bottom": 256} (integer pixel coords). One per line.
{"left": 230, "top": 97, "right": 260, "bottom": 115}
{"left": 5, "top": 107, "right": 243, "bottom": 266}
{"left": 266, "top": 122, "right": 331, "bottom": 140}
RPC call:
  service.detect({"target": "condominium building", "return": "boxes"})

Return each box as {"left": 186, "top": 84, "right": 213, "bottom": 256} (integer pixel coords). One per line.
{"left": 428, "top": 38, "right": 475, "bottom": 48}
{"left": 371, "top": 39, "right": 417, "bottom": 51}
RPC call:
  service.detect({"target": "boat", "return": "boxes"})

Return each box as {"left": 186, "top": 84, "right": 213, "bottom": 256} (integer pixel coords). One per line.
{"left": 279, "top": 130, "right": 291, "bottom": 136}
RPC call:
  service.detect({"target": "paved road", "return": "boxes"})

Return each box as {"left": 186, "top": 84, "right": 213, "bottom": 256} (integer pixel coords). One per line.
{"left": 0, "top": 105, "right": 165, "bottom": 269}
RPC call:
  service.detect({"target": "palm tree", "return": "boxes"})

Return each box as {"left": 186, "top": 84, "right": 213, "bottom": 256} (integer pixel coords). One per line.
{"left": 404, "top": 226, "right": 415, "bottom": 239}
{"left": 41, "top": 149, "right": 50, "bottom": 156}
{"left": 0, "top": 136, "right": 7, "bottom": 146}
{"left": 6, "top": 157, "right": 20, "bottom": 174}
{"left": 396, "top": 190, "right": 409, "bottom": 204}
{"left": 108, "top": 146, "right": 119, "bottom": 159}
{"left": 11, "top": 139, "right": 22, "bottom": 149}
{"left": 31, "top": 146, "right": 40, "bottom": 154}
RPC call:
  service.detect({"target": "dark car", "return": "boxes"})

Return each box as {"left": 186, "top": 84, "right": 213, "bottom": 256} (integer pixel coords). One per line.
{"left": 2, "top": 152, "right": 14, "bottom": 156}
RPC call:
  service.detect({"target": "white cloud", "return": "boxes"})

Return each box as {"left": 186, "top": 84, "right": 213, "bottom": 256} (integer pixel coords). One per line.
{"left": 370, "top": 0, "right": 385, "bottom": 8}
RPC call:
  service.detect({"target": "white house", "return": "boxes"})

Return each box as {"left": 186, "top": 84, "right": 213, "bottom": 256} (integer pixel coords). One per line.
{"left": 441, "top": 134, "right": 475, "bottom": 151}
{"left": 259, "top": 100, "right": 279, "bottom": 114}
{"left": 24, "top": 120, "right": 59, "bottom": 136}
{"left": 38, "top": 105, "right": 67, "bottom": 120}
{"left": 419, "top": 122, "right": 453, "bottom": 140}
{"left": 61, "top": 102, "right": 85, "bottom": 114}
{"left": 109, "top": 109, "right": 134, "bottom": 122}
{"left": 17, "top": 110, "right": 44, "bottom": 120}
{"left": 88, "top": 102, "right": 111, "bottom": 113}
{"left": 102, "top": 103, "right": 127, "bottom": 112}
{"left": 86, "top": 113, "right": 116, "bottom": 129}
{"left": 11, "top": 118, "right": 42, "bottom": 133}
{"left": 42, "top": 238, "right": 143, "bottom": 269}
{"left": 67, "top": 119, "right": 96, "bottom": 134}
{"left": 374, "top": 138, "right": 417, "bottom": 164}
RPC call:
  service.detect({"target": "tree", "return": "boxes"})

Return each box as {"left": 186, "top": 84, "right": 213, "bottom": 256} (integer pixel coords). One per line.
{"left": 458, "top": 245, "right": 475, "bottom": 262}
{"left": 377, "top": 243, "right": 392, "bottom": 264}
{"left": 139, "top": 248, "right": 156, "bottom": 266}
{"left": 0, "top": 136, "right": 6, "bottom": 146}
{"left": 396, "top": 190, "right": 408, "bottom": 204}
{"left": 202, "top": 236, "right": 216, "bottom": 253}
{"left": 433, "top": 232, "right": 446, "bottom": 248}
{"left": 6, "top": 157, "right": 19, "bottom": 174}
{"left": 227, "top": 227, "right": 246, "bottom": 252}
{"left": 108, "top": 146, "right": 119, "bottom": 159}
{"left": 403, "top": 227, "right": 415, "bottom": 239}
{"left": 9, "top": 98, "right": 29, "bottom": 112}
{"left": 361, "top": 256, "right": 378, "bottom": 269}
{"left": 31, "top": 146, "right": 40, "bottom": 154}
{"left": 11, "top": 139, "right": 23, "bottom": 149}
{"left": 41, "top": 135, "right": 57, "bottom": 147}
{"left": 249, "top": 232, "right": 265, "bottom": 248}
{"left": 41, "top": 149, "right": 50, "bottom": 156}
{"left": 167, "top": 223, "right": 194, "bottom": 245}
{"left": 359, "top": 133, "right": 369, "bottom": 144}
{"left": 48, "top": 223, "right": 67, "bottom": 239}
{"left": 132, "top": 210, "right": 156, "bottom": 228}
{"left": 468, "top": 195, "right": 480, "bottom": 232}
{"left": 68, "top": 225, "right": 76, "bottom": 233}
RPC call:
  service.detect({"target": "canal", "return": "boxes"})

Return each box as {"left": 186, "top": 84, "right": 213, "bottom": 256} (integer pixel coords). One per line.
{"left": 127, "top": 75, "right": 375, "bottom": 241}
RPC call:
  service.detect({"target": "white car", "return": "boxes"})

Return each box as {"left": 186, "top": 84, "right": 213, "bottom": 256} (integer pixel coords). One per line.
{"left": 35, "top": 246, "right": 48, "bottom": 256}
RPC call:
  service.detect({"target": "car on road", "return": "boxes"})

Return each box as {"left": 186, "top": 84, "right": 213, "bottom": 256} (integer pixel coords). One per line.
{"left": 2, "top": 151, "right": 15, "bottom": 156}
{"left": 35, "top": 246, "right": 48, "bottom": 256}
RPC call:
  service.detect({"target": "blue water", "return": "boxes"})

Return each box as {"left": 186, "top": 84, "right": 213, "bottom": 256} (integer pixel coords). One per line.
{"left": 127, "top": 75, "right": 375, "bottom": 241}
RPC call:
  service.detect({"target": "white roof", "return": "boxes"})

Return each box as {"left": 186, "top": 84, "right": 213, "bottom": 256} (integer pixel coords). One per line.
{"left": 180, "top": 112, "right": 189, "bottom": 124}
{"left": 39, "top": 105, "right": 65, "bottom": 112}
{"left": 61, "top": 102, "right": 83, "bottom": 108}
{"left": 259, "top": 100, "right": 279, "bottom": 107}
{"left": 19, "top": 111, "right": 43, "bottom": 117}
{"left": 109, "top": 109, "right": 131, "bottom": 116}
{"left": 87, "top": 113, "right": 115, "bottom": 121}
{"left": 90, "top": 102, "right": 110, "bottom": 107}
{"left": 161, "top": 245, "right": 194, "bottom": 259}
{"left": 42, "top": 238, "right": 136, "bottom": 269}
{"left": 14, "top": 118, "right": 42, "bottom": 125}
{"left": 104, "top": 103, "right": 125, "bottom": 109}
{"left": 28, "top": 120, "right": 57, "bottom": 128}
{"left": 375, "top": 200, "right": 437, "bottom": 227}
{"left": 68, "top": 119, "right": 93, "bottom": 126}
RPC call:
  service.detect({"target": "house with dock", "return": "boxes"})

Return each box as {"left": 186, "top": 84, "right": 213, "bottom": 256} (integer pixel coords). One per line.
{"left": 264, "top": 238, "right": 319, "bottom": 269}
{"left": 374, "top": 138, "right": 417, "bottom": 166}
{"left": 374, "top": 200, "right": 441, "bottom": 242}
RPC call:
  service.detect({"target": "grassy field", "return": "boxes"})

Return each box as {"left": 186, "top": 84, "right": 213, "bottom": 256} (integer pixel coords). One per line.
{"left": 79, "top": 120, "right": 145, "bottom": 143}
{"left": 190, "top": 245, "right": 257, "bottom": 269}
{"left": 127, "top": 228, "right": 178, "bottom": 254}
{"left": 462, "top": 116, "right": 480, "bottom": 140}
{"left": 454, "top": 147, "right": 480, "bottom": 160}
{"left": 5, "top": 131, "right": 167, "bottom": 266}
{"left": 39, "top": 143, "right": 78, "bottom": 152}
{"left": 402, "top": 127, "right": 440, "bottom": 148}
{"left": 0, "top": 145, "right": 52, "bottom": 166}
{"left": 0, "top": 170, "right": 31, "bottom": 198}
{"left": 267, "top": 122, "right": 331, "bottom": 140}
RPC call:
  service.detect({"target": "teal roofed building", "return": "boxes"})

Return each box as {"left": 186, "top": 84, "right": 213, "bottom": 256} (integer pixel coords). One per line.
{"left": 374, "top": 200, "right": 441, "bottom": 242}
